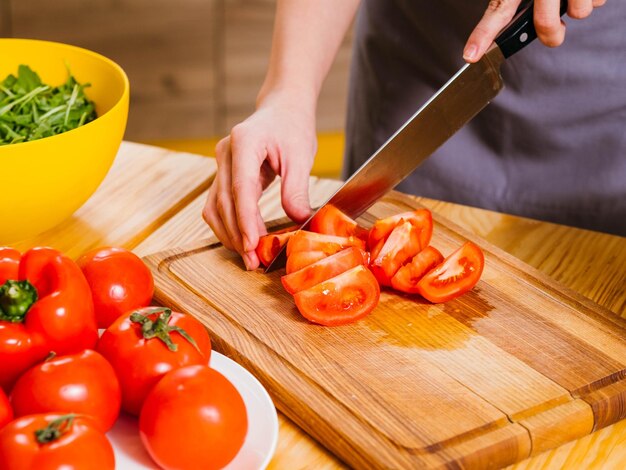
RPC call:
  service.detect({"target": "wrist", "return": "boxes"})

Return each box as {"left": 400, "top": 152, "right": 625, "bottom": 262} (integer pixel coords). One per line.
{"left": 256, "top": 82, "right": 318, "bottom": 115}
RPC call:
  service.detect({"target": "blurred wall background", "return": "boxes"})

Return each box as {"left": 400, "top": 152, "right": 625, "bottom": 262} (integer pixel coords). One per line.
{"left": 0, "top": 0, "right": 352, "bottom": 158}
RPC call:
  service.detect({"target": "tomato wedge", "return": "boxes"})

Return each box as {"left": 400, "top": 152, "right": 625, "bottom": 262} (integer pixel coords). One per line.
{"left": 309, "top": 204, "right": 368, "bottom": 240}
{"left": 417, "top": 242, "right": 484, "bottom": 303}
{"left": 368, "top": 209, "right": 432, "bottom": 252}
{"left": 256, "top": 226, "right": 297, "bottom": 267}
{"left": 286, "top": 231, "right": 365, "bottom": 257}
{"left": 370, "top": 220, "right": 422, "bottom": 286}
{"left": 390, "top": 246, "right": 444, "bottom": 294}
{"left": 285, "top": 251, "right": 327, "bottom": 274}
{"left": 293, "top": 265, "right": 380, "bottom": 326}
{"left": 282, "top": 247, "right": 366, "bottom": 295}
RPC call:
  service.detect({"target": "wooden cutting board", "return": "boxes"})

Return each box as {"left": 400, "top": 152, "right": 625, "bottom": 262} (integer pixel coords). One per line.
{"left": 144, "top": 191, "right": 626, "bottom": 469}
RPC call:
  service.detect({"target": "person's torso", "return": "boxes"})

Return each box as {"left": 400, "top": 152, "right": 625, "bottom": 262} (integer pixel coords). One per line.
{"left": 344, "top": 0, "right": 626, "bottom": 235}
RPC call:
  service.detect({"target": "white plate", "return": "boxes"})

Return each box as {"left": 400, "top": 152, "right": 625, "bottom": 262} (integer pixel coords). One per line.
{"left": 107, "top": 352, "right": 279, "bottom": 469}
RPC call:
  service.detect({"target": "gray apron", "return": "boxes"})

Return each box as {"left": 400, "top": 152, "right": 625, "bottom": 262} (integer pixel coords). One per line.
{"left": 344, "top": 0, "right": 626, "bottom": 236}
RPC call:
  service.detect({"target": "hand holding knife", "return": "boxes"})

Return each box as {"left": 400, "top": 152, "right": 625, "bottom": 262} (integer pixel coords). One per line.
{"left": 266, "top": 0, "right": 569, "bottom": 271}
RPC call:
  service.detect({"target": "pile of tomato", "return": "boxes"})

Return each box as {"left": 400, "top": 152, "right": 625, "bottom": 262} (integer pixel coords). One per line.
{"left": 256, "top": 205, "right": 485, "bottom": 326}
{"left": 0, "top": 246, "right": 247, "bottom": 470}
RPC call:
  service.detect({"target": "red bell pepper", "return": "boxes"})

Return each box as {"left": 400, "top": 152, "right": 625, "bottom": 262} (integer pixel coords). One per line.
{"left": 0, "top": 247, "right": 98, "bottom": 392}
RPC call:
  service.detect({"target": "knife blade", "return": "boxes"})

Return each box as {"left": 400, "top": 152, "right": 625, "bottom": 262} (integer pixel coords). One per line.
{"left": 266, "top": 0, "right": 567, "bottom": 271}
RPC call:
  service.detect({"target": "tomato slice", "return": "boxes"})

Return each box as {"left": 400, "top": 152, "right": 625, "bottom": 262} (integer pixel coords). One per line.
{"left": 309, "top": 204, "right": 368, "bottom": 240}
{"left": 286, "top": 231, "right": 366, "bottom": 257}
{"left": 368, "top": 209, "right": 432, "bottom": 252}
{"left": 281, "top": 247, "right": 367, "bottom": 295}
{"left": 255, "top": 226, "right": 297, "bottom": 267}
{"left": 293, "top": 265, "right": 380, "bottom": 326}
{"left": 390, "top": 246, "right": 444, "bottom": 294}
{"left": 417, "top": 241, "right": 484, "bottom": 303}
{"left": 370, "top": 220, "right": 422, "bottom": 286}
{"left": 285, "top": 251, "right": 327, "bottom": 274}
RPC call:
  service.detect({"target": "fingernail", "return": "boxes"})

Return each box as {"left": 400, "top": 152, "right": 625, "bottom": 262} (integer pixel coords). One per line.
{"left": 464, "top": 44, "right": 478, "bottom": 62}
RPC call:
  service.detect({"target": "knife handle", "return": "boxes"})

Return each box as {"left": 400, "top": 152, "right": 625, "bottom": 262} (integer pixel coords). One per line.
{"left": 495, "top": 0, "right": 568, "bottom": 58}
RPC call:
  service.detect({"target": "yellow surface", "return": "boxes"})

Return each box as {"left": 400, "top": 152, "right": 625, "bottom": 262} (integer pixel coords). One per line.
{"left": 0, "top": 39, "right": 129, "bottom": 244}
{"left": 146, "top": 132, "right": 345, "bottom": 179}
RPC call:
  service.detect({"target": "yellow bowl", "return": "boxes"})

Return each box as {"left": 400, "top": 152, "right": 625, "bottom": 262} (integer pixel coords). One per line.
{"left": 0, "top": 39, "right": 129, "bottom": 243}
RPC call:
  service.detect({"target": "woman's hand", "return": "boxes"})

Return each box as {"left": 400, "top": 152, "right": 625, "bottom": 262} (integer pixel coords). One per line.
{"left": 202, "top": 93, "right": 317, "bottom": 270}
{"left": 464, "top": 0, "right": 607, "bottom": 63}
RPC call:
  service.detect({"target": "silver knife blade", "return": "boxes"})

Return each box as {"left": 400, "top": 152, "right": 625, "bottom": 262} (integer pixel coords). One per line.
{"left": 265, "top": 44, "right": 505, "bottom": 272}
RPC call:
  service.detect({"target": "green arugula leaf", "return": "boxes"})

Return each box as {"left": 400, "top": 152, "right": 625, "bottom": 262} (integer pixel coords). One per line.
{"left": 16, "top": 65, "right": 42, "bottom": 92}
{"left": 0, "top": 65, "right": 97, "bottom": 146}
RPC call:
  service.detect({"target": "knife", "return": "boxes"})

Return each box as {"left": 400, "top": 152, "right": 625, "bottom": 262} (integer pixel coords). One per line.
{"left": 266, "top": 0, "right": 568, "bottom": 271}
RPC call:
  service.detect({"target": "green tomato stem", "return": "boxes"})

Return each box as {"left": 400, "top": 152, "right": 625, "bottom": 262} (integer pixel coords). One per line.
{"left": 0, "top": 279, "right": 38, "bottom": 322}
{"left": 35, "top": 414, "right": 75, "bottom": 445}
{"left": 130, "top": 307, "right": 200, "bottom": 353}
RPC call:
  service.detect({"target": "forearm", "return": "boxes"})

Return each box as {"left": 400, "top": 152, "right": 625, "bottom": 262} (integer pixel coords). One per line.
{"left": 257, "top": 0, "right": 360, "bottom": 108}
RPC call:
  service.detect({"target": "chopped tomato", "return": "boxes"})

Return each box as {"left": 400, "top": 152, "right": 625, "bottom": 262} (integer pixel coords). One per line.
{"left": 369, "top": 237, "right": 385, "bottom": 263}
{"left": 309, "top": 204, "right": 368, "bottom": 240}
{"left": 293, "top": 265, "right": 380, "bottom": 326}
{"left": 370, "top": 220, "right": 422, "bottom": 286}
{"left": 286, "top": 231, "right": 365, "bottom": 257}
{"left": 391, "top": 246, "right": 444, "bottom": 294}
{"left": 417, "top": 242, "right": 484, "bottom": 303}
{"left": 281, "top": 247, "right": 367, "bottom": 295}
{"left": 255, "top": 226, "right": 297, "bottom": 267}
{"left": 368, "top": 209, "right": 432, "bottom": 252}
{"left": 285, "top": 251, "right": 327, "bottom": 274}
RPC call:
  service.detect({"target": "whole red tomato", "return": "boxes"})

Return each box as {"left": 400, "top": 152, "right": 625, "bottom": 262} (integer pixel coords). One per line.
{"left": 97, "top": 307, "right": 212, "bottom": 415}
{"left": 0, "top": 413, "right": 115, "bottom": 470}
{"left": 10, "top": 350, "right": 121, "bottom": 432}
{"left": 0, "top": 388, "right": 12, "bottom": 430}
{"left": 77, "top": 247, "right": 154, "bottom": 329}
{"left": 139, "top": 365, "right": 248, "bottom": 470}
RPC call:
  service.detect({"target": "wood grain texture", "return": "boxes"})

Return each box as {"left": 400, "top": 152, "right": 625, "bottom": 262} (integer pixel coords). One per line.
{"left": 17, "top": 143, "right": 625, "bottom": 468}
{"left": 418, "top": 200, "right": 626, "bottom": 318}
{"left": 9, "top": 0, "right": 220, "bottom": 141}
{"left": 145, "top": 190, "right": 626, "bottom": 469}
{"left": 0, "top": 0, "right": 11, "bottom": 36}
{"left": 9, "top": 0, "right": 353, "bottom": 140}
{"left": 12, "top": 142, "right": 214, "bottom": 258}
{"left": 134, "top": 176, "right": 342, "bottom": 257}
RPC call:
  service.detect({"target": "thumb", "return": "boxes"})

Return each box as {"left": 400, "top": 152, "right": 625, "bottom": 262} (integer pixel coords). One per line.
{"left": 280, "top": 160, "right": 312, "bottom": 223}
{"left": 464, "top": 0, "right": 521, "bottom": 62}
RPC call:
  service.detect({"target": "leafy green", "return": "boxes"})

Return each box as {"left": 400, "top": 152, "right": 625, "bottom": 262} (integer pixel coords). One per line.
{"left": 0, "top": 65, "right": 97, "bottom": 145}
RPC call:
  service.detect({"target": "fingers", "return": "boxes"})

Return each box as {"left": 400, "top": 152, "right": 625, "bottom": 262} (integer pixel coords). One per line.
{"left": 534, "top": 0, "right": 566, "bottom": 47}
{"left": 230, "top": 125, "right": 266, "bottom": 255}
{"left": 464, "top": 0, "right": 521, "bottom": 63}
{"left": 464, "top": 0, "right": 601, "bottom": 62}
{"left": 202, "top": 136, "right": 261, "bottom": 270}
{"left": 201, "top": 106, "right": 316, "bottom": 270}
{"left": 204, "top": 140, "right": 241, "bottom": 254}
{"left": 568, "top": 0, "right": 594, "bottom": 19}
{"left": 280, "top": 152, "right": 312, "bottom": 223}
{"left": 204, "top": 180, "right": 234, "bottom": 252}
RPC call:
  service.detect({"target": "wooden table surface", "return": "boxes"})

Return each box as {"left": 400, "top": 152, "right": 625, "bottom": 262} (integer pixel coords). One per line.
{"left": 14, "top": 142, "right": 626, "bottom": 469}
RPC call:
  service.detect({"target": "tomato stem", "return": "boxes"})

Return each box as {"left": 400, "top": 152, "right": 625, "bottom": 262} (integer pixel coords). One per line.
{"left": 0, "top": 279, "right": 38, "bottom": 322}
{"left": 35, "top": 414, "right": 75, "bottom": 444}
{"left": 130, "top": 307, "right": 200, "bottom": 353}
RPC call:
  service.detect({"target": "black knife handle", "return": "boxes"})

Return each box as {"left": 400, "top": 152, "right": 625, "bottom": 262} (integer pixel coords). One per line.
{"left": 495, "top": 0, "right": 568, "bottom": 58}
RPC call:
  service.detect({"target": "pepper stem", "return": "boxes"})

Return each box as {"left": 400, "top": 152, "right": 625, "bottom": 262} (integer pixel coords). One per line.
{"left": 35, "top": 414, "right": 75, "bottom": 444}
{"left": 0, "top": 279, "right": 38, "bottom": 322}
{"left": 130, "top": 307, "right": 200, "bottom": 353}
